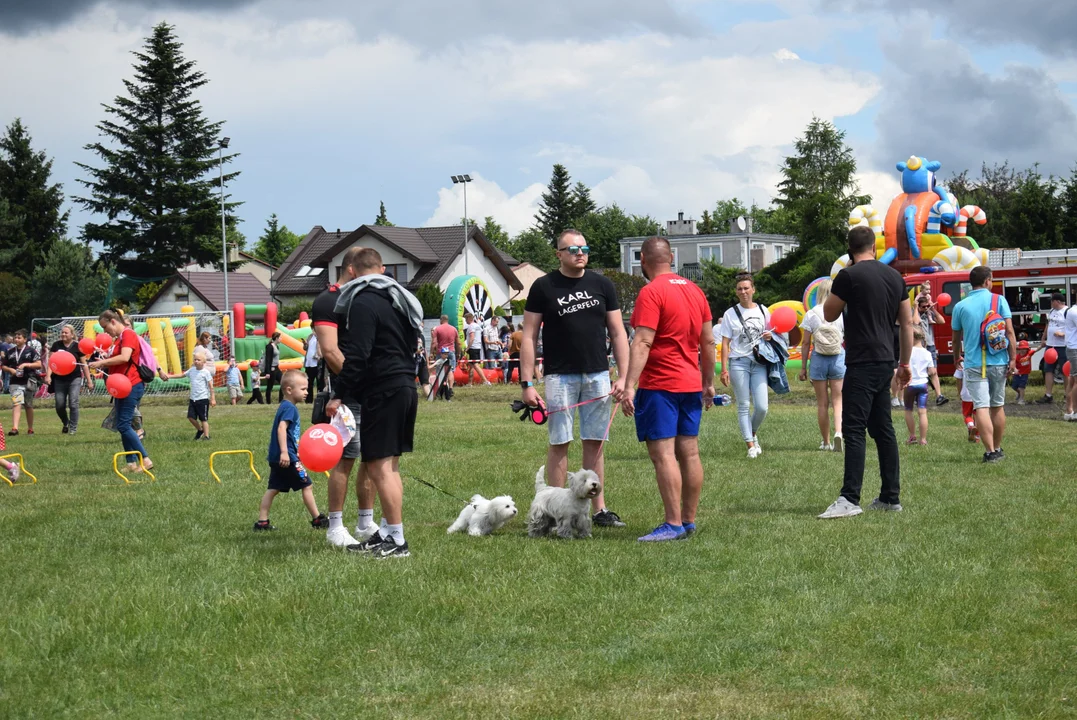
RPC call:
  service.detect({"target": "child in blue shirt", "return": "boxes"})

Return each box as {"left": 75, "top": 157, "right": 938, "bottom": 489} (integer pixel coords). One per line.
{"left": 225, "top": 357, "right": 244, "bottom": 405}
{"left": 255, "top": 369, "right": 328, "bottom": 531}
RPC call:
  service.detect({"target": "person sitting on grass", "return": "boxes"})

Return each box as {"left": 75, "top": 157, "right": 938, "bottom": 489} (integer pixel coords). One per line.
{"left": 903, "top": 327, "right": 936, "bottom": 446}
{"left": 225, "top": 357, "right": 244, "bottom": 405}
{"left": 254, "top": 370, "right": 329, "bottom": 531}
{"left": 0, "top": 419, "right": 20, "bottom": 483}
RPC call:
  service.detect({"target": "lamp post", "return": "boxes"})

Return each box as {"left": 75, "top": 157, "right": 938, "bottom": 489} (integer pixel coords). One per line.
{"left": 451, "top": 174, "right": 472, "bottom": 274}
{"left": 220, "top": 137, "right": 230, "bottom": 344}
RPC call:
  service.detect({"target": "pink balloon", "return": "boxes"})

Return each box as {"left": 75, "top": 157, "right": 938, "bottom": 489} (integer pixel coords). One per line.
{"left": 106, "top": 373, "right": 132, "bottom": 399}
{"left": 49, "top": 350, "right": 76, "bottom": 375}
{"left": 78, "top": 337, "right": 95, "bottom": 356}
{"left": 1045, "top": 348, "right": 1058, "bottom": 365}
{"left": 298, "top": 424, "right": 344, "bottom": 473}
{"left": 769, "top": 306, "right": 797, "bottom": 334}
{"left": 935, "top": 292, "right": 952, "bottom": 308}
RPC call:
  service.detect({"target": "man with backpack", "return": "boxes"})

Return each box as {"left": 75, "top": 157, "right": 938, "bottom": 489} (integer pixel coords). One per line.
{"left": 951, "top": 266, "right": 1018, "bottom": 463}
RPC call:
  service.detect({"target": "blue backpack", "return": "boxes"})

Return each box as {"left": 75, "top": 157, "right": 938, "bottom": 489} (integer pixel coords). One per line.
{"left": 978, "top": 294, "right": 1009, "bottom": 377}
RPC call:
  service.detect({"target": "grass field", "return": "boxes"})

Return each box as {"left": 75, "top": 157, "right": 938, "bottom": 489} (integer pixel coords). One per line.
{"left": 1, "top": 382, "right": 1075, "bottom": 718}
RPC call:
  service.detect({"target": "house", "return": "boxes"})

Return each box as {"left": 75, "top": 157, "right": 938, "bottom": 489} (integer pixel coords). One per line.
{"left": 272, "top": 224, "right": 523, "bottom": 307}
{"left": 619, "top": 213, "right": 799, "bottom": 280}
{"left": 508, "top": 262, "right": 547, "bottom": 301}
{"left": 180, "top": 250, "right": 277, "bottom": 289}
{"left": 142, "top": 270, "right": 271, "bottom": 315}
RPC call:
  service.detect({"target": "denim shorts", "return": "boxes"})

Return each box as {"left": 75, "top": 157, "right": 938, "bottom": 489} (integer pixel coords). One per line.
{"left": 1010, "top": 374, "right": 1029, "bottom": 390}
{"left": 965, "top": 365, "right": 1007, "bottom": 409}
{"left": 634, "top": 389, "right": 702, "bottom": 441}
{"left": 545, "top": 372, "right": 612, "bottom": 445}
{"left": 809, "top": 350, "right": 846, "bottom": 381}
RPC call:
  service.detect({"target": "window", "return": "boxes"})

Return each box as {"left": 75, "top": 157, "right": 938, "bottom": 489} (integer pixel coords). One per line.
{"left": 699, "top": 245, "right": 723, "bottom": 264}
{"left": 296, "top": 265, "right": 312, "bottom": 277}
{"left": 752, "top": 243, "right": 765, "bottom": 250}
{"left": 309, "top": 267, "right": 323, "bottom": 276}
{"left": 941, "top": 281, "right": 971, "bottom": 316}
{"left": 175, "top": 293, "right": 189, "bottom": 302}
{"left": 384, "top": 264, "right": 408, "bottom": 282}
{"left": 774, "top": 245, "right": 784, "bottom": 260}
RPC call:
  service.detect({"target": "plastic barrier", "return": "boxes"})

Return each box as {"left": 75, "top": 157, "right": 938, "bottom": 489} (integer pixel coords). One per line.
{"left": 112, "top": 451, "right": 156, "bottom": 485}
{"left": 0, "top": 454, "right": 38, "bottom": 486}
{"left": 209, "top": 450, "right": 262, "bottom": 484}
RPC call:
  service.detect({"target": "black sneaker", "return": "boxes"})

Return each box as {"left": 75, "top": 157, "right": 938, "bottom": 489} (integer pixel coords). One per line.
{"left": 935, "top": 395, "right": 949, "bottom": 406}
{"left": 593, "top": 509, "right": 626, "bottom": 527}
{"left": 1035, "top": 395, "right": 1054, "bottom": 405}
{"left": 310, "top": 513, "right": 330, "bottom": 529}
{"left": 253, "top": 519, "right": 276, "bottom": 531}
{"left": 371, "top": 539, "right": 410, "bottom": 559}
{"left": 194, "top": 430, "right": 203, "bottom": 440}
{"left": 996, "top": 447, "right": 1005, "bottom": 460}
{"left": 983, "top": 451, "right": 1002, "bottom": 464}
{"left": 346, "top": 532, "right": 388, "bottom": 554}
{"left": 62, "top": 425, "right": 69, "bottom": 434}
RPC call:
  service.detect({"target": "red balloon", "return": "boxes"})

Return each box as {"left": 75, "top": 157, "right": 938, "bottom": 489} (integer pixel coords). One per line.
{"left": 106, "top": 373, "right": 132, "bottom": 399}
{"left": 78, "top": 337, "right": 95, "bottom": 356}
{"left": 49, "top": 350, "right": 76, "bottom": 375}
{"left": 769, "top": 306, "right": 797, "bottom": 334}
{"left": 1064, "top": 361, "right": 1072, "bottom": 378}
{"left": 298, "top": 424, "right": 344, "bottom": 473}
{"left": 95, "top": 333, "right": 113, "bottom": 350}
{"left": 935, "top": 292, "right": 952, "bottom": 308}
{"left": 1045, "top": 347, "right": 1058, "bottom": 365}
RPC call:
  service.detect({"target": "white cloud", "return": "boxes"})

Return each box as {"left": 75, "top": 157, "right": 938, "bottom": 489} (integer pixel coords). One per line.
{"left": 424, "top": 174, "right": 546, "bottom": 236}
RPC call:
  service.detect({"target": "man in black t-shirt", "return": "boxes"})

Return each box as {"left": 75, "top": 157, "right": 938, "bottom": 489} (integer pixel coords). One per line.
{"left": 2, "top": 329, "right": 42, "bottom": 435}
{"left": 521, "top": 229, "right": 630, "bottom": 528}
{"left": 818, "top": 226, "right": 913, "bottom": 519}
{"left": 312, "top": 248, "right": 379, "bottom": 550}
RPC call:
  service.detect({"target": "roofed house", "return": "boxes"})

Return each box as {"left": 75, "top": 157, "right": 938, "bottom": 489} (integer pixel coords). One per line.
{"left": 142, "top": 271, "right": 272, "bottom": 315}
{"left": 180, "top": 250, "right": 277, "bottom": 290}
{"left": 272, "top": 224, "right": 523, "bottom": 308}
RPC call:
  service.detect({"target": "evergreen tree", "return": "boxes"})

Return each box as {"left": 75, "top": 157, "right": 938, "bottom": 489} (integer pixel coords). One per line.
{"left": 511, "top": 228, "right": 558, "bottom": 272}
{"left": 30, "top": 239, "right": 110, "bottom": 317}
{"left": 0, "top": 271, "right": 29, "bottom": 330}
{"left": 570, "top": 181, "right": 596, "bottom": 223}
{"left": 374, "top": 200, "right": 394, "bottom": 227}
{"left": 697, "top": 209, "right": 715, "bottom": 235}
{"left": 75, "top": 22, "right": 240, "bottom": 278}
{"left": 481, "top": 216, "right": 512, "bottom": 254}
{"left": 252, "top": 213, "right": 302, "bottom": 267}
{"left": 0, "top": 119, "right": 69, "bottom": 281}
{"left": 535, "top": 163, "right": 575, "bottom": 244}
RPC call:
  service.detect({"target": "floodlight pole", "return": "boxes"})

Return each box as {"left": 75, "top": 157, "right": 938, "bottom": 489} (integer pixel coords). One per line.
{"left": 452, "top": 174, "right": 473, "bottom": 275}
{"left": 220, "top": 137, "right": 231, "bottom": 347}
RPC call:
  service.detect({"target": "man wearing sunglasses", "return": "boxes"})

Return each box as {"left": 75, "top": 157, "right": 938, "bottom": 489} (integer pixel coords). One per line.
{"left": 521, "top": 229, "right": 630, "bottom": 528}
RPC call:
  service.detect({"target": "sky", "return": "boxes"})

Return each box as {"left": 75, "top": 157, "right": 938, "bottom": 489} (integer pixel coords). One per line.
{"left": 2, "top": 0, "right": 1077, "bottom": 247}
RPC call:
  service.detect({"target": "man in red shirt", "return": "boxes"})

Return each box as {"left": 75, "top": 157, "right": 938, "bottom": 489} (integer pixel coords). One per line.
{"left": 621, "top": 237, "right": 716, "bottom": 542}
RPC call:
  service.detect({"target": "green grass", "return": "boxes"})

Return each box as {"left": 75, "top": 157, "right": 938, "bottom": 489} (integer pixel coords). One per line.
{"left": 1, "top": 384, "right": 1075, "bottom": 718}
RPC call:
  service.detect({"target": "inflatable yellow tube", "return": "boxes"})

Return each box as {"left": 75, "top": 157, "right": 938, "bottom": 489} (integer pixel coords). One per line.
{"left": 147, "top": 318, "right": 170, "bottom": 374}
{"left": 162, "top": 318, "right": 182, "bottom": 373}
{"left": 181, "top": 305, "right": 196, "bottom": 368}
{"left": 274, "top": 324, "right": 307, "bottom": 355}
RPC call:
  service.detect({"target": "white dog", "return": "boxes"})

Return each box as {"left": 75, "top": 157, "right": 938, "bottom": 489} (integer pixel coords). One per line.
{"left": 447, "top": 494, "right": 518, "bottom": 536}
{"left": 527, "top": 465, "right": 602, "bottom": 539}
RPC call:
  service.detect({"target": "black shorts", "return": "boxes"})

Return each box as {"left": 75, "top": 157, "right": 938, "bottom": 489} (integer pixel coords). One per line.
{"left": 268, "top": 463, "right": 312, "bottom": 492}
{"left": 360, "top": 386, "right": 417, "bottom": 462}
{"left": 187, "top": 399, "right": 210, "bottom": 422}
{"left": 467, "top": 349, "right": 482, "bottom": 363}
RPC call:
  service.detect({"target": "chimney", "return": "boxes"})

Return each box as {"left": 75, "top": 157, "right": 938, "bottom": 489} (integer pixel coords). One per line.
{"left": 678, "top": 211, "right": 684, "bottom": 221}
{"left": 746, "top": 217, "right": 754, "bottom": 233}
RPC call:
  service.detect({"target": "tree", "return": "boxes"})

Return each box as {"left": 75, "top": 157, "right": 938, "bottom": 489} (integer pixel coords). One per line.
{"left": 0, "top": 271, "right": 30, "bottom": 329}
{"left": 414, "top": 283, "right": 444, "bottom": 319}
{"left": 712, "top": 198, "right": 749, "bottom": 231}
{"left": 29, "top": 239, "right": 110, "bottom": 318}
{"left": 75, "top": 22, "right": 240, "bottom": 279}
{"left": 511, "top": 227, "right": 558, "bottom": 272}
{"left": 948, "top": 163, "right": 1064, "bottom": 250}
{"left": 697, "top": 210, "right": 715, "bottom": 235}
{"left": 574, "top": 204, "right": 661, "bottom": 268}
{"left": 252, "top": 213, "right": 302, "bottom": 267}
{"left": 374, "top": 201, "right": 394, "bottom": 227}
{"left": 481, "top": 216, "right": 512, "bottom": 254}
{"left": 602, "top": 270, "right": 647, "bottom": 314}
{"left": 0, "top": 119, "right": 69, "bottom": 281}
{"left": 571, "top": 181, "right": 596, "bottom": 223}
{"left": 535, "top": 163, "right": 575, "bottom": 244}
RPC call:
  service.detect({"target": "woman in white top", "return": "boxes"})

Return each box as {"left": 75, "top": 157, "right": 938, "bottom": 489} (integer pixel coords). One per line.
{"left": 798, "top": 279, "right": 846, "bottom": 451}
{"left": 720, "top": 274, "right": 772, "bottom": 459}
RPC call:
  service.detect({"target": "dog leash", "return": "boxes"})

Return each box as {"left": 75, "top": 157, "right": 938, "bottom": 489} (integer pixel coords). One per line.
{"left": 402, "top": 472, "right": 471, "bottom": 504}
{"left": 545, "top": 393, "right": 611, "bottom": 415}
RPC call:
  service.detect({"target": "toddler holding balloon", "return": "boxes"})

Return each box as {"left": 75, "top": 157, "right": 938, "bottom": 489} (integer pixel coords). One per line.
{"left": 254, "top": 370, "right": 329, "bottom": 531}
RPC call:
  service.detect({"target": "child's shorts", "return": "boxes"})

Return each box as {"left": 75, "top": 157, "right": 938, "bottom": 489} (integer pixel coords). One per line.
{"left": 1010, "top": 374, "right": 1029, "bottom": 390}
{"left": 903, "top": 384, "right": 929, "bottom": 410}
{"left": 268, "top": 463, "right": 311, "bottom": 493}
{"left": 187, "top": 398, "right": 210, "bottom": 422}
{"left": 228, "top": 384, "right": 243, "bottom": 399}
{"left": 10, "top": 385, "right": 33, "bottom": 408}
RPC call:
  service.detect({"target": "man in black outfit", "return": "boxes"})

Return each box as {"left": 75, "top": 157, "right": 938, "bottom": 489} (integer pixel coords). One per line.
{"left": 818, "top": 226, "right": 913, "bottom": 519}
{"left": 328, "top": 248, "right": 421, "bottom": 558}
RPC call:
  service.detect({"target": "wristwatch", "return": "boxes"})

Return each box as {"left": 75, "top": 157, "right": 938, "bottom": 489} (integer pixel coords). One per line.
{"left": 521, "top": 380, "right": 534, "bottom": 388}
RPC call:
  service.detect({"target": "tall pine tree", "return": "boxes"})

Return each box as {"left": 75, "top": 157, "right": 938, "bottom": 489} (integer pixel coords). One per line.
{"left": 0, "top": 119, "right": 69, "bottom": 280}
{"left": 75, "top": 22, "right": 240, "bottom": 278}
{"left": 570, "top": 181, "right": 596, "bottom": 223}
{"left": 374, "top": 200, "right": 394, "bottom": 226}
{"left": 535, "top": 163, "right": 575, "bottom": 244}
{"left": 252, "top": 213, "right": 302, "bottom": 267}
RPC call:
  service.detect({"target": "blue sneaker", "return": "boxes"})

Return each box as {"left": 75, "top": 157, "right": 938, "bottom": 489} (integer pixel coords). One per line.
{"left": 683, "top": 522, "right": 696, "bottom": 536}
{"left": 637, "top": 523, "right": 687, "bottom": 542}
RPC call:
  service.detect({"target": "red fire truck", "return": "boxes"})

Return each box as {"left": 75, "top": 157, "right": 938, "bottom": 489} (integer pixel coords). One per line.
{"left": 903, "top": 248, "right": 1077, "bottom": 376}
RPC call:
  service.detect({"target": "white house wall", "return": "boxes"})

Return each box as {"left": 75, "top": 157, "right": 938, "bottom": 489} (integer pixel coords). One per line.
{"left": 329, "top": 236, "right": 414, "bottom": 284}
{"left": 441, "top": 238, "right": 512, "bottom": 308}
{"left": 145, "top": 280, "right": 214, "bottom": 315}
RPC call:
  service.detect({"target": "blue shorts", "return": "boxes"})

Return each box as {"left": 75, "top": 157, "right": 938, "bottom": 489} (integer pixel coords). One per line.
{"left": 903, "top": 384, "right": 928, "bottom": 410}
{"left": 268, "top": 463, "right": 312, "bottom": 493}
{"left": 634, "top": 389, "right": 703, "bottom": 442}
{"left": 1010, "top": 374, "right": 1029, "bottom": 390}
{"left": 809, "top": 351, "right": 846, "bottom": 381}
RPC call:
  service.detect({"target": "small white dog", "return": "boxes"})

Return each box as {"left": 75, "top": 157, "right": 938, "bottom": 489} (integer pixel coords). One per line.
{"left": 527, "top": 465, "right": 602, "bottom": 539}
{"left": 447, "top": 494, "right": 518, "bottom": 536}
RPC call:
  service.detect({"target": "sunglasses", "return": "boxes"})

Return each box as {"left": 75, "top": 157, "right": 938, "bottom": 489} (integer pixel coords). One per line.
{"left": 558, "top": 245, "right": 590, "bottom": 255}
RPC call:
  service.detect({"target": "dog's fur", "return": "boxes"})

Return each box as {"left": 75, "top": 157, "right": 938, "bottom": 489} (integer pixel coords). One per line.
{"left": 527, "top": 465, "right": 601, "bottom": 539}
{"left": 447, "top": 494, "right": 518, "bottom": 536}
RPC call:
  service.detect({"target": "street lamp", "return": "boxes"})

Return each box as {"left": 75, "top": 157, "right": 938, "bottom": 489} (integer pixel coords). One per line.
{"left": 220, "top": 137, "right": 230, "bottom": 333}
{"left": 451, "top": 174, "right": 472, "bottom": 274}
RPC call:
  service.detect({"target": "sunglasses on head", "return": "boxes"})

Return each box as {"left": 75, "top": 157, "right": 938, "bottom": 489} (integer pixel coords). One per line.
{"left": 558, "top": 245, "right": 589, "bottom": 255}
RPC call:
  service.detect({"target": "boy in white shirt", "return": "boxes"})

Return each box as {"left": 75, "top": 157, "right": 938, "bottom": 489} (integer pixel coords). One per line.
{"left": 171, "top": 350, "right": 217, "bottom": 440}
{"left": 903, "top": 327, "right": 937, "bottom": 445}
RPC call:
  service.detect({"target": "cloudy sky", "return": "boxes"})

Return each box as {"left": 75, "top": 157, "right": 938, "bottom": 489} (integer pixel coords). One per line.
{"left": 2, "top": 0, "right": 1076, "bottom": 245}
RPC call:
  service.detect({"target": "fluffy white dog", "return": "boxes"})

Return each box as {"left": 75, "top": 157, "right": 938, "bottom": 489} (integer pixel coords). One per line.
{"left": 447, "top": 494, "right": 518, "bottom": 536}
{"left": 527, "top": 465, "right": 602, "bottom": 539}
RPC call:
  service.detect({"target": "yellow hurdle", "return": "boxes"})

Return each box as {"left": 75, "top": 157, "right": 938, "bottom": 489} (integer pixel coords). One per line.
{"left": 0, "top": 454, "right": 38, "bottom": 486}
{"left": 112, "top": 451, "right": 156, "bottom": 484}
{"left": 209, "top": 450, "right": 262, "bottom": 484}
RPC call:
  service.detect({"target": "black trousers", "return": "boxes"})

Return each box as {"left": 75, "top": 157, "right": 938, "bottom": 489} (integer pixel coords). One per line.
{"left": 305, "top": 367, "right": 319, "bottom": 403}
{"left": 840, "top": 361, "right": 900, "bottom": 505}
{"left": 264, "top": 368, "right": 283, "bottom": 404}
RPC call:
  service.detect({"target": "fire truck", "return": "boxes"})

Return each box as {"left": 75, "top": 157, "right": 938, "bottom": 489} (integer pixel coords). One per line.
{"left": 903, "top": 248, "right": 1077, "bottom": 376}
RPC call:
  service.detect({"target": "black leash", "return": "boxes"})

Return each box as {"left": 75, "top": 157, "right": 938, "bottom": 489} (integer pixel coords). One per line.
{"left": 403, "top": 472, "right": 470, "bottom": 504}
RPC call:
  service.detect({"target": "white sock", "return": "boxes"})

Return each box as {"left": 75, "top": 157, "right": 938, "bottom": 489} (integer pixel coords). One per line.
{"left": 328, "top": 511, "right": 343, "bottom": 531}
{"left": 356, "top": 509, "right": 375, "bottom": 531}
{"left": 386, "top": 523, "right": 405, "bottom": 545}
{"left": 379, "top": 517, "right": 388, "bottom": 531}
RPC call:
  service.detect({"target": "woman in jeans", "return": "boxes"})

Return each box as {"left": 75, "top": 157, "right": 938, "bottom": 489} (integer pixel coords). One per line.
{"left": 89, "top": 310, "right": 153, "bottom": 472}
{"left": 720, "top": 274, "right": 772, "bottom": 459}
{"left": 44, "top": 324, "right": 89, "bottom": 435}
{"left": 798, "top": 280, "right": 846, "bottom": 452}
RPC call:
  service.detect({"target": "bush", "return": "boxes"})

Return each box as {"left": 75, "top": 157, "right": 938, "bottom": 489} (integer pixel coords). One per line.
{"left": 603, "top": 270, "right": 647, "bottom": 314}
{"left": 510, "top": 299, "right": 527, "bottom": 315}
{"left": 279, "top": 300, "right": 314, "bottom": 325}
{"left": 415, "top": 283, "right": 444, "bottom": 319}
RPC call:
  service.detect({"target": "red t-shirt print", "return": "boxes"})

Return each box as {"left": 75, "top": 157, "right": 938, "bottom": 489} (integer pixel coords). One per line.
{"left": 109, "top": 328, "right": 143, "bottom": 385}
{"left": 630, "top": 274, "right": 712, "bottom": 393}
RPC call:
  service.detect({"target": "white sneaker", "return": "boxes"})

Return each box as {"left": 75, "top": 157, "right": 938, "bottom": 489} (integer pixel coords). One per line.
{"left": 354, "top": 524, "right": 380, "bottom": 542}
{"left": 818, "top": 441, "right": 833, "bottom": 451}
{"left": 818, "top": 497, "right": 863, "bottom": 519}
{"left": 326, "top": 526, "right": 359, "bottom": 548}
{"left": 891, "top": 397, "right": 901, "bottom": 408}
{"left": 7, "top": 464, "right": 19, "bottom": 483}
{"left": 747, "top": 445, "right": 762, "bottom": 459}
{"left": 869, "top": 497, "right": 904, "bottom": 512}
{"left": 752, "top": 435, "right": 762, "bottom": 453}
{"left": 833, "top": 433, "right": 843, "bottom": 453}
